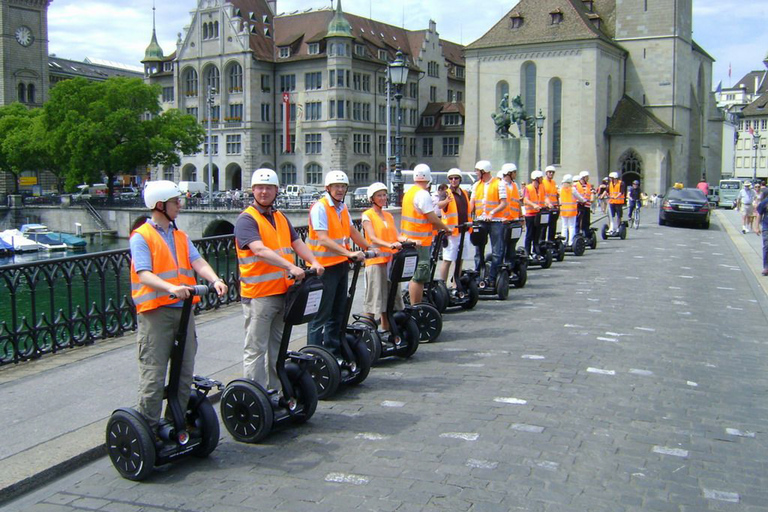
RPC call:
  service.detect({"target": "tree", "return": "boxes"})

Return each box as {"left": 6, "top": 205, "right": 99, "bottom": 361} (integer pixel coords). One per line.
{"left": 45, "top": 77, "right": 204, "bottom": 196}
{"left": 0, "top": 103, "right": 49, "bottom": 194}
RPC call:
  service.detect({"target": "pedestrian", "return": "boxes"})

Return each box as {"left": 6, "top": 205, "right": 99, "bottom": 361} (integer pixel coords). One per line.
{"left": 597, "top": 177, "right": 609, "bottom": 213}
{"left": 306, "top": 170, "right": 371, "bottom": 355}
{"left": 737, "top": 182, "right": 756, "bottom": 234}
{"left": 558, "top": 174, "right": 584, "bottom": 247}
{"left": 469, "top": 160, "right": 508, "bottom": 287}
{"left": 575, "top": 171, "right": 594, "bottom": 237}
{"left": 438, "top": 168, "right": 471, "bottom": 284}
{"left": 361, "top": 182, "right": 406, "bottom": 333}
{"left": 129, "top": 180, "right": 228, "bottom": 435}
{"left": 400, "top": 163, "right": 449, "bottom": 304}
{"left": 756, "top": 188, "right": 768, "bottom": 276}
{"left": 696, "top": 176, "right": 709, "bottom": 197}
{"left": 752, "top": 183, "right": 763, "bottom": 233}
{"left": 234, "top": 169, "right": 323, "bottom": 394}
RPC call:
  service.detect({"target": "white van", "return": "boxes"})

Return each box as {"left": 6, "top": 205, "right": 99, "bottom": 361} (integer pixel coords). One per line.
{"left": 399, "top": 170, "right": 476, "bottom": 195}
{"left": 178, "top": 181, "right": 208, "bottom": 195}
{"left": 73, "top": 183, "right": 108, "bottom": 199}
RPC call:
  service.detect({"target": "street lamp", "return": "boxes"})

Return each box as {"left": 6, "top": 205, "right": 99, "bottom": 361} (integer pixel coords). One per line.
{"left": 388, "top": 50, "right": 408, "bottom": 206}
{"left": 753, "top": 131, "right": 761, "bottom": 181}
{"left": 206, "top": 85, "right": 216, "bottom": 205}
{"left": 535, "top": 109, "right": 546, "bottom": 171}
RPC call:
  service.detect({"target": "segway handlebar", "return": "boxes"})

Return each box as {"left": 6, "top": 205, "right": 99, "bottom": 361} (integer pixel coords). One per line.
{"left": 400, "top": 240, "right": 417, "bottom": 249}
{"left": 169, "top": 284, "right": 214, "bottom": 299}
{"left": 349, "top": 249, "right": 378, "bottom": 262}
{"left": 288, "top": 268, "right": 319, "bottom": 280}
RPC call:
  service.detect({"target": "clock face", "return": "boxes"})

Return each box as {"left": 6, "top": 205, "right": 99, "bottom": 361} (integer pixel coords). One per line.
{"left": 15, "top": 26, "right": 33, "bottom": 47}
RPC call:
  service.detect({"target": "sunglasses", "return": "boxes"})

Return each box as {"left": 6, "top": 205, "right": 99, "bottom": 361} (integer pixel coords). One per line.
{"left": 449, "top": 177, "right": 461, "bottom": 180}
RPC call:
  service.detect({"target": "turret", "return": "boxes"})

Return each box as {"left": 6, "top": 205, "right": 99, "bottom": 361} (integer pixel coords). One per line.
{"left": 142, "top": 4, "right": 164, "bottom": 76}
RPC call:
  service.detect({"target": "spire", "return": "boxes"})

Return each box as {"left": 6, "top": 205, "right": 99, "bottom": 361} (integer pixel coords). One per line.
{"left": 143, "top": 1, "right": 164, "bottom": 63}
{"left": 326, "top": 0, "right": 353, "bottom": 39}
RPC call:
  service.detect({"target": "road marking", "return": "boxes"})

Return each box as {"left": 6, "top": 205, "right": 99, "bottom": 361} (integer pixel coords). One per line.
{"left": 716, "top": 287, "right": 735, "bottom": 290}
{"left": 725, "top": 428, "right": 755, "bottom": 438}
{"left": 705, "top": 363, "right": 717, "bottom": 368}
{"left": 629, "top": 369, "right": 654, "bottom": 376}
{"left": 440, "top": 432, "right": 479, "bottom": 441}
{"left": 522, "top": 354, "right": 545, "bottom": 360}
{"left": 356, "top": 432, "right": 389, "bottom": 440}
{"left": 564, "top": 323, "right": 583, "bottom": 328}
{"left": 459, "top": 363, "right": 485, "bottom": 367}
{"left": 597, "top": 337, "right": 618, "bottom": 343}
{"left": 652, "top": 446, "right": 688, "bottom": 457}
{"left": 494, "top": 397, "right": 527, "bottom": 405}
{"left": 625, "top": 276, "right": 640, "bottom": 279}
{"left": 680, "top": 266, "right": 692, "bottom": 269}
{"left": 672, "top": 300, "right": 688, "bottom": 305}
{"left": 325, "top": 472, "right": 370, "bottom": 485}
{"left": 668, "top": 286, "right": 681, "bottom": 290}
{"left": 380, "top": 400, "right": 405, "bottom": 408}
{"left": 605, "top": 331, "right": 630, "bottom": 336}
{"left": 466, "top": 459, "right": 498, "bottom": 469}
{"left": 679, "top": 275, "right": 694, "bottom": 279}
{"left": 703, "top": 489, "right": 740, "bottom": 503}
{"left": 444, "top": 348, "right": 468, "bottom": 352}
{"left": 633, "top": 256, "right": 644, "bottom": 259}
{"left": 587, "top": 367, "right": 615, "bottom": 375}
{"left": 635, "top": 327, "right": 656, "bottom": 332}
{"left": 511, "top": 423, "right": 545, "bottom": 433}
{"left": 535, "top": 461, "right": 560, "bottom": 471}
{"left": 588, "top": 309, "right": 603, "bottom": 313}
{"left": 712, "top": 252, "right": 723, "bottom": 255}
{"left": 726, "top": 305, "right": 743, "bottom": 311}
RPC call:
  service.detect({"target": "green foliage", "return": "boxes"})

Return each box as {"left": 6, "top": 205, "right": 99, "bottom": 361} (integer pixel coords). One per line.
{"left": 0, "top": 103, "right": 46, "bottom": 193}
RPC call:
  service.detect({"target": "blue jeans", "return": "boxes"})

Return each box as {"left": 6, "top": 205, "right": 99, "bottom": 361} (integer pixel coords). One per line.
{"left": 475, "top": 221, "right": 506, "bottom": 282}
{"left": 763, "top": 230, "right": 768, "bottom": 270}
{"left": 307, "top": 261, "right": 349, "bottom": 352}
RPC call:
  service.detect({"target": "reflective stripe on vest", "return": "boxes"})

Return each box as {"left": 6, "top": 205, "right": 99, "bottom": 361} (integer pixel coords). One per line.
{"left": 524, "top": 184, "right": 544, "bottom": 216}
{"left": 307, "top": 196, "right": 351, "bottom": 267}
{"left": 543, "top": 178, "right": 559, "bottom": 205}
{"left": 473, "top": 180, "right": 487, "bottom": 217}
{"left": 443, "top": 188, "right": 471, "bottom": 236}
{"left": 363, "top": 208, "right": 398, "bottom": 266}
{"left": 130, "top": 223, "right": 199, "bottom": 313}
{"left": 236, "top": 207, "right": 293, "bottom": 298}
{"left": 559, "top": 186, "right": 578, "bottom": 217}
{"left": 576, "top": 182, "right": 593, "bottom": 207}
{"left": 506, "top": 182, "right": 522, "bottom": 220}
{"left": 609, "top": 181, "right": 625, "bottom": 204}
{"left": 400, "top": 186, "right": 433, "bottom": 246}
{"left": 484, "top": 178, "right": 507, "bottom": 220}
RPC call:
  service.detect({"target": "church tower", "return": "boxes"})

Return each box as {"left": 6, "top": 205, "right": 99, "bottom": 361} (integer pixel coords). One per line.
{"left": 141, "top": 3, "right": 164, "bottom": 77}
{"left": 0, "top": 0, "right": 52, "bottom": 107}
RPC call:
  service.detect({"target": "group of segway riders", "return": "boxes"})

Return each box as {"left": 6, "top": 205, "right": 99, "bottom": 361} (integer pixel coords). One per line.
{"left": 110, "top": 160, "right": 631, "bottom": 480}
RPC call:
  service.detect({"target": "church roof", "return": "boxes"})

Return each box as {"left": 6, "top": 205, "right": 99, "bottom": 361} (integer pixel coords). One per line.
{"left": 326, "top": 0, "right": 353, "bottom": 39}
{"left": 143, "top": 29, "right": 164, "bottom": 62}
{"left": 467, "top": 0, "right": 619, "bottom": 51}
{"left": 725, "top": 70, "right": 768, "bottom": 95}
{"left": 741, "top": 91, "right": 768, "bottom": 117}
{"left": 605, "top": 95, "right": 680, "bottom": 136}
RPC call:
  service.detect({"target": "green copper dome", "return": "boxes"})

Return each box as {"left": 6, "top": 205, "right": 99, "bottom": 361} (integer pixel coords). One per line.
{"left": 144, "top": 29, "right": 164, "bottom": 62}
{"left": 326, "top": 0, "right": 353, "bottom": 39}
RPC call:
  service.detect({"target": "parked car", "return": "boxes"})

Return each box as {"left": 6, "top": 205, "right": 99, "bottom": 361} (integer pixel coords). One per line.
{"left": 658, "top": 187, "right": 710, "bottom": 229}
{"left": 352, "top": 187, "right": 368, "bottom": 207}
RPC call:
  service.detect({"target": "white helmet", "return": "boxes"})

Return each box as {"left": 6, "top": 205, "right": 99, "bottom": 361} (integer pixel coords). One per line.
{"left": 251, "top": 168, "right": 279, "bottom": 187}
{"left": 609, "top": 171, "right": 619, "bottom": 179}
{"left": 561, "top": 174, "right": 573, "bottom": 184}
{"left": 579, "top": 171, "right": 590, "bottom": 179}
{"left": 447, "top": 168, "right": 463, "bottom": 179}
{"left": 496, "top": 170, "right": 506, "bottom": 179}
{"left": 545, "top": 165, "right": 557, "bottom": 173}
{"left": 531, "top": 170, "right": 544, "bottom": 180}
{"left": 475, "top": 160, "right": 492, "bottom": 173}
{"left": 414, "top": 163, "right": 432, "bottom": 182}
{"left": 144, "top": 180, "right": 181, "bottom": 209}
{"left": 501, "top": 163, "right": 517, "bottom": 174}
{"left": 324, "top": 170, "right": 349, "bottom": 187}
{"left": 367, "top": 182, "right": 388, "bottom": 200}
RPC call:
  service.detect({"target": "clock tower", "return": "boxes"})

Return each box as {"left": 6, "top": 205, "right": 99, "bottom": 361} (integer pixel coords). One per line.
{"left": 0, "top": 0, "right": 51, "bottom": 107}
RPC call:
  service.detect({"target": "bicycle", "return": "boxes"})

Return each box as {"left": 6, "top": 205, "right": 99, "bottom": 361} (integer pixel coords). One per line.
{"left": 629, "top": 202, "right": 641, "bottom": 229}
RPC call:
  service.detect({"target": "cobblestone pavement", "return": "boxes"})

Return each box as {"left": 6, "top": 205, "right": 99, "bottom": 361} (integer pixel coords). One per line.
{"left": 7, "top": 209, "right": 768, "bottom": 512}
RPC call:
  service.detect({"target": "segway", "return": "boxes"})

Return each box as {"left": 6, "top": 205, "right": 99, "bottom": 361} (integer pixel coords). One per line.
{"left": 527, "top": 209, "right": 553, "bottom": 269}
{"left": 564, "top": 232, "right": 587, "bottom": 256}
{"left": 106, "top": 284, "right": 221, "bottom": 481}
{"left": 399, "top": 233, "right": 444, "bottom": 343}
{"left": 443, "top": 222, "right": 480, "bottom": 310}
{"left": 299, "top": 254, "right": 375, "bottom": 400}
{"left": 601, "top": 220, "right": 628, "bottom": 240}
{"left": 471, "top": 221, "right": 510, "bottom": 300}
{"left": 219, "top": 271, "right": 322, "bottom": 443}
{"left": 539, "top": 208, "right": 565, "bottom": 263}
{"left": 505, "top": 220, "right": 528, "bottom": 288}
{"left": 355, "top": 242, "right": 420, "bottom": 363}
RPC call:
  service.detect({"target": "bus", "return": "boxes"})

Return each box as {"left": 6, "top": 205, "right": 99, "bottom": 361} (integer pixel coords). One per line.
{"left": 717, "top": 179, "right": 742, "bottom": 209}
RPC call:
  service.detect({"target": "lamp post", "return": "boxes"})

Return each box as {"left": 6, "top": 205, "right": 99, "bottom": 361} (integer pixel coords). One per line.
{"left": 535, "top": 109, "right": 546, "bottom": 172}
{"left": 753, "top": 131, "right": 761, "bottom": 181}
{"left": 206, "top": 85, "right": 216, "bottom": 205}
{"left": 388, "top": 50, "right": 408, "bottom": 206}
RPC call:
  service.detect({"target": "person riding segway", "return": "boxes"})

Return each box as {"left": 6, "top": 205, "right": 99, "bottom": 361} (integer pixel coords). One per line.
{"left": 437, "top": 168, "right": 472, "bottom": 295}
{"left": 575, "top": 171, "right": 598, "bottom": 250}
{"left": 523, "top": 170, "right": 554, "bottom": 269}
{"left": 542, "top": 165, "right": 564, "bottom": 260}
{"left": 558, "top": 174, "right": 587, "bottom": 256}
{"left": 602, "top": 171, "right": 628, "bottom": 240}
{"left": 499, "top": 163, "right": 527, "bottom": 288}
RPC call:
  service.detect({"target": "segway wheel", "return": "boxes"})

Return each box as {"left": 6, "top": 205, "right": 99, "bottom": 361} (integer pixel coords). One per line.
{"left": 220, "top": 380, "right": 274, "bottom": 444}
{"left": 189, "top": 392, "right": 220, "bottom": 458}
{"left": 345, "top": 335, "right": 372, "bottom": 386}
{"left": 496, "top": 269, "right": 510, "bottom": 300}
{"left": 289, "top": 370, "right": 318, "bottom": 424}
{"left": 573, "top": 237, "right": 586, "bottom": 257}
{"left": 298, "top": 346, "right": 341, "bottom": 400}
{"left": 353, "top": 319, "right": 381, "bottom": 363}
{"left": 426, "top": 285, "right": 447, "bottom": 314}
{"left": 411, "top": 303, "right": 442, "bottom": 342}
{"left": 541, "top": 250, "right": 553, "bottom": 269}
{"left": 394, "top": 312, "right": 419, "bottom": 358}
{"left": 513, "top": 262, "right": 528, "bottom": 288}
{"left": 401, "top": 289, "right": 411, "bottom": 306}
{"left": 556, "top": 242, "right": 566, "bottom": 262}
{"left": 589, "top": 233, "right": 598, "bottom": 250}
{"left": 106, "top": 409, "right": 156, "bottom": 481}
{"left": 462, "top": 277, "right": 480, "bottom": 310}
{"left": 601, "top": 224, "right": 608, "bottom": 240}
{"left": 619, "top": 224, "right": 627, "bottom": 240}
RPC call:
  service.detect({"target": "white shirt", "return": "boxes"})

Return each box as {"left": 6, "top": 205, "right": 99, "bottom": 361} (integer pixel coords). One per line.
{"left": 412, "top": 188, "right": 434, "bottom": 215}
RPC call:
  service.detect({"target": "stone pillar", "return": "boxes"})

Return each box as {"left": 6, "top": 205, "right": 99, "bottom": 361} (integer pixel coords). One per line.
{"left": 329, "top": 131, "right": 348, "bottom": 172}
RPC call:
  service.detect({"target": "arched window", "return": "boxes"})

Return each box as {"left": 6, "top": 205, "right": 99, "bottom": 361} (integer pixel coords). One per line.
{"left": 305, "top": 163, "right": 322, "bottom": 185}
{"left": 228, "top": 63, "right": 243, "bottom": 92}
{"left": 17, "top": 83, "right": 26, "bottom": 103}
{"left": 214, "top": 21, "right": 219, "bottom": 38}
{"left": 184, "top": 68, "right": 198, "bottom": 96}
{"left": 27, "top": 84, "right": 35, "bottom": 103}
{"left": 203, "top": 23, "right": 209, "bottom": 39}
{"left": 376, "top": 163, "right": 387, "bottom": 183}
{"left": 280, "top": 163, "right": 297, "bottom": 185}
{"left": 619, "top": 149, "right": 642, "bottom": 177}
{"left": 205, "top": 66, "right": 220, "bottom": 93}
{"left": 550, "top": 78, "right": 562, "bottom": 165}
{"left": 353, "top": 163, "right": 370, "bottom": 184}
{"left": 521, "top": 61, "right": 536, "bottom": 137}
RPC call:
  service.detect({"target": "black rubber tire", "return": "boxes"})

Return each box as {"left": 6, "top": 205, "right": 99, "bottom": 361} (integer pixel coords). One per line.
{"left": 702, "top": 219, "right": 710, "bottom": 229}
{"left": 573, "top": 237, "right": 586, "bottom": 257}
{"left": 461, "top": 277, "right": 480, "bottom": 310}
{"left": 353, "top": 319, "right": 381, "bottom": 363}
{"left": 434, "top": 281, "right": 450, "bottom": 313}
{"left": 496, "top": 269, "right": 509, "bottom": 300}
{"left": 658, "top": 217, "right": 666, "bottom": 226}
{"left": 556, "top": 242, "right": 566, "bottom": 262}
{"left": 289, "top": 370, "right": 318, "bottom": 424}
{"left": 601, "top": 224, "right": 608, "bottom": 240}
{"left": 541, "top": 250, "right": 553, "bottom": 269}
{"left": 411, "top": 302, "right": 442, "bottom": 342}
{"left": 298, "top": 346, "right": 341, "bottom": 400}
{"left": 106, "top": 409, "right": 156, "bottom": 481}
{"left": 345, "top": 335, "right": 372, "bottom": 386}
{"left": 397, "top": 314, "right": 420, "bottom": 358}
{"left": 619, "top": 224, "right": 627, "bottom": 240}
{"left": 589, "top": 233, "right": 597, "bottom": 250}
{"left": 189, "top": 393, "right": 220, "bottom": 458}
{"left": 220, "top": 380, "right": 273, "bottom": 444}
{"left": 427, "top": 284, "right": 448, "bottom": 314}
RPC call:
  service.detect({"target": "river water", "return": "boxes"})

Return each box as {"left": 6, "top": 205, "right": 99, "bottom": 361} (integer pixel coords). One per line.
{"left": 0, "top": 237, "right": 128, "bottom": 267}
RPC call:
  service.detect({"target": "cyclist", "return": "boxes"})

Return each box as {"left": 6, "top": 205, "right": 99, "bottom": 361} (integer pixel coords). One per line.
{"left": 627, "top": 179, "right": 642, "bottom": 227}
{"left": 607, "top": 171, "right": 626, "bottom": 234}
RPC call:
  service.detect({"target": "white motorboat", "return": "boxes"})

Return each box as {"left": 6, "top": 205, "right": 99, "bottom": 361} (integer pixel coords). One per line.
{"left": 0, "top": 229, "right": 41, "bottom": 252}
{"left": 20, "top": 224, "right": 68, "bottom": 251}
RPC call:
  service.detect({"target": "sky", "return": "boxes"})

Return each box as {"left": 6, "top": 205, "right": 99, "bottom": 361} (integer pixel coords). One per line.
{"left": 47, "top": 0, "right": 768, "bottom": 89}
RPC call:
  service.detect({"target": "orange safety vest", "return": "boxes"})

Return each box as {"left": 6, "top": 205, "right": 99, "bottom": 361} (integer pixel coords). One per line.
{"left": 542, "top": 177, "right": 559, "bottom": 206}
{"left": 484, "top": 178, "right": 507, "bottom": 220}
{"left": 524, "top": 183, "right": 544, "bottom": 217}
{"left": 401, "top": 186, "right": 434, "bottom": 247}
{"left": 576, "top": 181, "right": 593, "bottom": 207}
{"left": 473, "top": 179, "right": 488, "bottom": 218}
{"left": 130, "top": 222, "right": 199, "bottom": 314}
{"left": 236, "top": 207, "right": 294, "bottom": 299}
{"left": 307, "top": 196, "right": 350, "bottom": 267}
{"left": 559, "top": 186, "right": 578, "bottom": 218}
{"left": 609, "top": 181, "right": 625, "bottom": 204}
{"left": 363, "top": 208, "right": 398, "bottom": 266}
{"left": 442, "top": 188, "right": 471, "bottom": 236}
{"left": 506, "top": 181, "right": 522, "bottom": 220}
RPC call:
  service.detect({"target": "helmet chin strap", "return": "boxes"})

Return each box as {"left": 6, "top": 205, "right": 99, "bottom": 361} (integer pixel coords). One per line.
{"left": 255, "top": 197, "right": 273, "bottom": 208}
{"left": 156, "top": 202, "right": 177, "bottom": 229}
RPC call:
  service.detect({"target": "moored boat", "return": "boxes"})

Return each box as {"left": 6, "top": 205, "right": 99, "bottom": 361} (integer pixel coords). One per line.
{"left": 0, "top": 229, "right": 41, "bottom": 252}
{"left": 21, "top": 224, "right": 86, "bottom": 250}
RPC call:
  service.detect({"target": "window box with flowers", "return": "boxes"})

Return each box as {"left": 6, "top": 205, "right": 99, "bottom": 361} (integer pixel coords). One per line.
{"left": 185, "top": 90, "right": 198, "bottom": 97}
{"left": 228, "top": 87, "right": 243, "bottom": 93}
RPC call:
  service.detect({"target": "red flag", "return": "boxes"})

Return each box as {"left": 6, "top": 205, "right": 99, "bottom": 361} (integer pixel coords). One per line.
{"left": 282, "top": 92, "right": 291, "bottom": 153}
{"left": 729, "top": 62, "right": 732, "bottom": 79}
{"left": 749, "top": 125, "right": 755, "bottom": 136}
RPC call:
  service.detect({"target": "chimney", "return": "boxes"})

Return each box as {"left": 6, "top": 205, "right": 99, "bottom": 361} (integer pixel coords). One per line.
{"left": 267, "top": 0, "right": 276, "bottom": 15}
{"left": 429, "top": 19, "right": 436, "bottom": 33}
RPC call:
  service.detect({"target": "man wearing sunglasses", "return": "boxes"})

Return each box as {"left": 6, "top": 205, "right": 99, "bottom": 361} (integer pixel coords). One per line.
{"left": 438, "top": 168, "right": 471, "bottom": 283}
